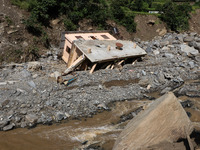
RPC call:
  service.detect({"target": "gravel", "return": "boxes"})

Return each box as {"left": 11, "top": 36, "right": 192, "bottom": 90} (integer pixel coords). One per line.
{"left": 0, "top": 32, "right": 199, "bottom": 130}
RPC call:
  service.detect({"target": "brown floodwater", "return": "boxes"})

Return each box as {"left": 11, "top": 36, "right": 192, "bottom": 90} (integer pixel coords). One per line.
{"left": 0, "top": 92, "right": 199, "bottom": 150}
{"left": 0, "top": 100, "right": 149, "bottom": 150}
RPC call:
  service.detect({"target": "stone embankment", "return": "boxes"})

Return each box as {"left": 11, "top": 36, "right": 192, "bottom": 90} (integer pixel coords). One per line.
{"left": 0, "top": 32, "right": 200, "bottom": 131}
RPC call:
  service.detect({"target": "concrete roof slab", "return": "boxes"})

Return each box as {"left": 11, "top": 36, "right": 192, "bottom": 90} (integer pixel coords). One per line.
{"left": 74, "top": 40, "right": 147, "bottom": 63}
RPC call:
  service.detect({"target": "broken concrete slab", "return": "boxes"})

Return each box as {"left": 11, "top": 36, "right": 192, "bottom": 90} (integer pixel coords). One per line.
{"left": 113, "top": 92, "right": 193, "bottom": 150}
{"left": 74, "top": 40, "right": 146, "bottom": 63}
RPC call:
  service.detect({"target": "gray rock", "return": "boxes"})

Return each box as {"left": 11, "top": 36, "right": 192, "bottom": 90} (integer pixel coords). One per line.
{"left": 160, "top": 41, "right": 169, "bottom": 47}
{"left": 7, "top": 30, "right": 18, "bottom": 34}
{"left": 180, "top": 44, "right": 199, "bottom": 56}
{"left": 22, "top": 41, "right": 28, "bottom": 47}
{"left": 0, "top": 82, "right": 7, "bottom": 86}
{"left": 50, "top": 71, "right": 61, "bottom": 80}
{"left": 3, "top": 123, "right": 15, "bottom": 131}
{"left": 161, "top": 87, "right": 172, "bottom": 95}
{"left": 141, "top": 70, "right": 146, "bottom": 76}
{"left": 25, "top": 114, "right": 38, "bottom": 123}
{"left": 183, "top": 36, "right": 194, "bottom": 42}
{"left": 164, "top": 53, "right": 174, "bottom": 59}
{"left": 21, "top": 122, "right": 27, "bottom": 128}
{"left": 164, "top": 73, "right": 173, "bottom": 79}
{"left": 176, "top": 35, "right": 183, "bottom": 42}
{"left": 21, "top": 70, "right": 31, "bottom": 78}
{"left": 153, "top": 50, "right": 160, "bottom": 55}
{"left": 146, "top": 46, "right": 152, "bottom": 53}
{"left": 188, "top": 41, "right": 197, "bottom": 47}
{"left": 15, "top": 116, "right": 21, "bottom": 123}
{"left": 188, "top": 61, "right": 195, "bottom": 68}
{"left": 27, "top": 61, "right": 42, "bottom": 71}
{"left": 190, "top": 32, "right": 197, "bottom": 37}
{"left": 55, "top": 112, "right": 65, "bottom": 121}
{"left": 161, "top": 46, "right": 170, "bottom": 51}
{"left": 0, "top": 120, "right": 9, "bottom": 128}
{"left": 195, "top": 37, "right": 200, "bottom": 42}
{"left": 172, "top": 40, "right": 181, "bottom": 44}
{"left": 194, "top": 42, "right": 200, "bottom": 51}
{"left": 97, "top": 103, "right": 109, "bottom": 110}
{"left": 153, "top": 41, "right": 160, "bottom": 48}
{"left": 28, "top": 81, "right": 36, "bottom": 89}
{"left": 139, "top": 77, "right": 150, "bottom": 86}
{"left": 157, "top": 72, "right": 166, "bottom": 83}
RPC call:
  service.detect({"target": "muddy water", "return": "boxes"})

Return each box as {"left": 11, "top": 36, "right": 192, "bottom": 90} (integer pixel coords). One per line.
{"left": 0, "top": 100, "right": 149, "bottom": 150}
{"left": 0, "top": 94, "right": 199, "bottom": 150}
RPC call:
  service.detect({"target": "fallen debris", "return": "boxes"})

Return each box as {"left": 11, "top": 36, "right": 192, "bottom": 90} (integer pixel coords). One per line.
{"left": 113, "top": 92, "right": 194, "bottom": 150}
{"left": 63, "top": 55, "right": 85, "bottom": 75}
{"left": 57, "top": 74, "right": 78, "bottom": 86}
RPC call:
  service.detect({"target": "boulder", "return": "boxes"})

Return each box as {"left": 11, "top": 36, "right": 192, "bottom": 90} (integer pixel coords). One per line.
{"left": 25, "top": 114, "right": 38, "bottom": 123}
{"left": 183, "top": 36, "right": 194, "bottom": 42}
{"left": 3, "top": 123, "right": 15, "bottom": 131}
{"left": 194, "top": 42, "right": 200, "bottom": 51}
{"left": 113, "top": 92, "right": 193, "bottom": 150}
{"left": 180, "top": 44, "right": 199, "bottom": 56}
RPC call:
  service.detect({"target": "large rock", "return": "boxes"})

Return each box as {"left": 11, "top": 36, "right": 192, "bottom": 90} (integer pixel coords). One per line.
{"left": 25, "top": 114, "right": 38, "bottom": 123}
{"left": 113, "top": 92, "right": 193, "bottom": 150}
{"left": 194, "top": 42, "right": 200, "bottom": 51}
{"left": 183, "top": 36, "right": 194, "bottom": 42}
{"left": 180, "top": 44, "right": 199, "bottom": 56}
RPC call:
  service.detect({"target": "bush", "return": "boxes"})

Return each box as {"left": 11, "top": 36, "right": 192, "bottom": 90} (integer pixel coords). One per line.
{"left": 11, "top": 0, "right": 30, "bottom": 10}
{"left": 63, "top": 19, "right": 77, "bottom": 31}
{"left": 110, "top": 0, "right": 136, "bottom": 32}
{"left": 160, "top": 1, "right": 192, "bottom": 31}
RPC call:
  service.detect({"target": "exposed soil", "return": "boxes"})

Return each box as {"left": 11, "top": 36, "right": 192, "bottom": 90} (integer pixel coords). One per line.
{"left": 133, "top": 15, "right": 167, "bottom": 41}
{"left": 103, "top": 79, "right": 139, "bottom": 88}
{"left": 189, "top": 9, "right": 200, "bottom": 34}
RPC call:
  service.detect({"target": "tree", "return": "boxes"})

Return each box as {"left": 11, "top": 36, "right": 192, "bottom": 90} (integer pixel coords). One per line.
{"left": 160, "top": 1, "right": 192, "bottom": 31}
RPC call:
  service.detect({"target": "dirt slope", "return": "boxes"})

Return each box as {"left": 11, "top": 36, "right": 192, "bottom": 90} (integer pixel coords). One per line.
{"left": 189, "top": 9, "right": 200, "bottom": 34}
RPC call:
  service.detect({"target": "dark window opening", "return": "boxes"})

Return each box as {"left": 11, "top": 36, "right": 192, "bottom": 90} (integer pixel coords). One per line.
{"left": 90, "top": 36, "right": 97, "bottom": 40}
{"left": 66, "top": 47, "right": 70, "bottom": 52}
{"left": 101, "top": 35, "right": 110, "bottom": 39}
{"left": 75, "top": 36, "right": 84, "bottom": 39}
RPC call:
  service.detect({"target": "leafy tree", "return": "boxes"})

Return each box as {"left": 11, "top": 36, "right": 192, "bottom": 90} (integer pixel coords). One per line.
{"left": 160, "top": 1, "right": 192, "bottom": 31}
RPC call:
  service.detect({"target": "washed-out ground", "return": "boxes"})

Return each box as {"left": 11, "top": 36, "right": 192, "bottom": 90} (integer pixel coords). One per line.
{"left": 0, "top": 32, "right": 200, "bottom": 132}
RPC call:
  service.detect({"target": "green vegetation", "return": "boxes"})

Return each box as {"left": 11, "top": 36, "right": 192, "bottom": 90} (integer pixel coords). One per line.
{"left": 5, "top": 16, "right": 13, "bottom": 26}
{"left": 11, "top": 0, "right": 199, "bottom": 34}
{"left": 160, "top": 1, "right": 192, "bottom": 31}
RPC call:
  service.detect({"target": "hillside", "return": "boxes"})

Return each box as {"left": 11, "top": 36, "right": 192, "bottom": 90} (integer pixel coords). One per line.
{"left": 0, "top": 0, "right": 200, "bottom": 64}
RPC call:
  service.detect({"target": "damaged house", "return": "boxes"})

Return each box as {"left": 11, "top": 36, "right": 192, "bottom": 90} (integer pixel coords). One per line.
{"left": 60, "top": 31, "right": 147, "bottom": 75}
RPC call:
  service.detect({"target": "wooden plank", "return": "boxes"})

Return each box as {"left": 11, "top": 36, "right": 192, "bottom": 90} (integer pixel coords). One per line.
{"left": 67, "top": 45, "right": 82, "bottom": 67}
{"left": 111, "top": 64, "right": 114, "bottom": 70}
{"left": 133, "top": 43, "right": 137, "bottom": 48}
{"left": 118, "top": 60, "right": 124, "bottom": 65}
{"left": 63, "top": 55, "right": 85, "bottom": 75}
{"left": 132, "top": 60, "right": 137, "bottom": 65}
{"left": 106, "top": 64, "right": 111, "bottom": 69}
{"left": 89, "top": 63, "right": 97, "bottom": 74}
{"left": 67, "top": 44, "right": 76, "bottom": 67}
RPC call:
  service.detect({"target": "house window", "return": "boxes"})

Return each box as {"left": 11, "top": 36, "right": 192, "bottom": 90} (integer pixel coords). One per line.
{"left": 75, "top": 36, "right": 84, "bottom": 39}
{"left": 90, "top": 36, "right": 97, "bottom": 40}
{"left": 101, "top": 35, "right": 110, "bottom": 39}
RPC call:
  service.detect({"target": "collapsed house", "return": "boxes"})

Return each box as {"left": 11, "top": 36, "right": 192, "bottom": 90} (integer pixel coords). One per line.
{"left": 60, "top": 31, "right": 147, "bottom": 75}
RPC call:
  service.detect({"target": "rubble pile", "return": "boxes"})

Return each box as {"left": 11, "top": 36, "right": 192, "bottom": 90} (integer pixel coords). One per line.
{"left": 0, "top": 32, "right": 199, "bottom": 130}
